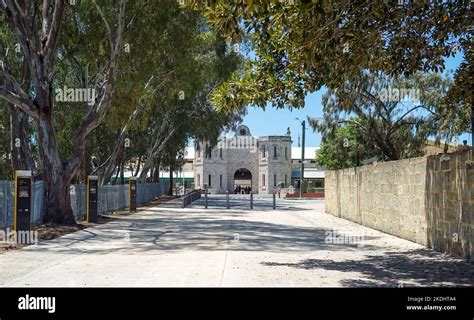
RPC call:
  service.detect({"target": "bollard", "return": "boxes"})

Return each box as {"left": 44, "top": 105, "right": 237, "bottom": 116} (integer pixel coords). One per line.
{"left": 273, "top": 191, "right": 276, "bottom": 210}
{"left": 205, "top": 190, "right": 208, "bottom": 209}
{"left": 129, "top": 177, "right": 137, "bottom": 212}
{"left": 87, "top": 175, "right": 99, "bottom": 223}
{"left": 226, "top": 191, "right": 230, "bottom": 209}
{"left": 14, "top": 170, "right": 32, "bottom": 233}
{"left": 250, "top": 191, "right": 253, "bottom": 209}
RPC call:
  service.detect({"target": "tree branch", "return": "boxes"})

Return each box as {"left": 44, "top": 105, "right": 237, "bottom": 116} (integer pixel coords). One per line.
{"left": 66, "top": 0, "right": 126, "bottom": 175}
{"left": 44, "top": 0, "right": 66, "bottom": 74}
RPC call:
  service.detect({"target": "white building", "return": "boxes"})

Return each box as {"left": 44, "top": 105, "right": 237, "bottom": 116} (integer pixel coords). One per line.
{"left": 193, "top": 125, "right": 292, "bottom": 194}
{"left": 157, "top": 125, "right": 325, "bottom": 194}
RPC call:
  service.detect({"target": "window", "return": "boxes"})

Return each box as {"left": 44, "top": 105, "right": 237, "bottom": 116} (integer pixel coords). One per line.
{"left": 285, "top": 147, "right": 288, "bottom": 159}
{"left": 208, "top": 174, "right": 212, "bottom": 187}
{"left": 273, "top": 146, "right": 277, "bottom": 158}
{"left": 262, "top": 146, "right": 266, "bottom": 158}
{"left": 220, "top": 174, "right": 223, "bottom": 187}
{"left": 273, "top": 174, "right": 277, "bottom": 186}
{"left": 219, "top": 148, "right": 223, "bottom": 158}
{"left": 197, "top": 174, "right": 200, "bottom": 187}
{"left": 315, "top": 179, "right": 324, "bottom": 189}
{"left": 262, "top": 174, "right": 265, "bottom": 187}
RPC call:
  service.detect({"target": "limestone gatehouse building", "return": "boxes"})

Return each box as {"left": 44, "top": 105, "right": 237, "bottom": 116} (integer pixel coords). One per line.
{"left": 193, "top": 125, "right": 293, "bottom": 194}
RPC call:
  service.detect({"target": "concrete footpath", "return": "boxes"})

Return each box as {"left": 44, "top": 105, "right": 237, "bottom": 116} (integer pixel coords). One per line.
{"left": 0, "top": 195, "right": 472, "bottom": 287}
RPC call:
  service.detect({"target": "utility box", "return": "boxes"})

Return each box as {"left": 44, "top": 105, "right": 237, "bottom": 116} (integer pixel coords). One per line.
{"left": 87, "top": 176, "right": 99, "bottom": 223}
{"left": 14, "top": 170, "right": 32, "bottom": 233}
{"left": 129, "top": 177, "right": 137, "bottom": 212}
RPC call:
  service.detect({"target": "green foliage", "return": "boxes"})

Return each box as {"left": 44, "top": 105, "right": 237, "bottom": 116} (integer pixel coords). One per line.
{"left": 0, "top": 104, "right": 11, "bottom": 179}
{"left": 315, "top": 120, "right": 378, "bottom": 170}
{"left": 310, "top": 72, "right": 461, "bottom": 163}
{"left": 188, "top": 0, "right": 472, "bottom": 118}
{"left": 0, "top": 0, "right": 246, "bottom": 182}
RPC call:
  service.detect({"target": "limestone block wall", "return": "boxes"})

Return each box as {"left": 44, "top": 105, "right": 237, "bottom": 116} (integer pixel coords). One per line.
{"left": 264, "top": 158, "right": 292, "bottom": 194}
{"left": 225, "top": 147, "right": 259, "bottom": 193}
{"left": 194, "top": 133, "right": 292, "bottom": 194}
{"left": 258, "top": 162, "right": 269, "bottom": 194}
{"left": 258, "top": 136, "right": 292, "bottom": 193}
{"left": 425, "top": 151, "right": 473, "bottom": 259}
{"left": 325, "top": 151, "right": 473, "bottom": 260}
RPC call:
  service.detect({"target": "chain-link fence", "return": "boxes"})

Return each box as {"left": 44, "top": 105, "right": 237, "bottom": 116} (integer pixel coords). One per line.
{"left": 0, "top": 181, "right": 13, "bottom": 228}
{"left": 70, "top": 184, "right": 87, "bottom": 219}
{"left": 31, "top": 181, "right": 46, "bottom": 225}
{"left": 0, "top": 181, "right": 169, "bottom": 227}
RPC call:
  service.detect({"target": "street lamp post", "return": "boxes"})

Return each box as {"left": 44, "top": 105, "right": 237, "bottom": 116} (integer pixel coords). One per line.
{"left": 296, "top": 118, "right": 305, "bottom": 198}
{"left": 471, "top": 104, "right": 473, "bottom": 149}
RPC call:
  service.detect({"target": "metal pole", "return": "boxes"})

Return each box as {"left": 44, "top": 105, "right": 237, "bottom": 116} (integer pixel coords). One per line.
{"left": 250, "top": 191, "right": 253, "bottom": 209}
{"left": 226, "top": 191, "right": 230, "bottom": 209}
{"left": 356, "top": 143, "right": 360, "bottom": 167}
{"left": 205, "top": 190, "right": 208, "bottom": 209}
{"left": 300, "top": 120, "right": 305, "bottom": 198}
{"left": 471, "top": 104, "right": 473, "bottom": 149}
{"left": 273, "top": 191, "right": 276, "bottom": 210}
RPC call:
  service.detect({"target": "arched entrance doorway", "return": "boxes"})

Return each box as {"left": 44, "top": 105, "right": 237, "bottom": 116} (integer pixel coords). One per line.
{"left": 233, "top": 168, "right": 252, "bottom": 194}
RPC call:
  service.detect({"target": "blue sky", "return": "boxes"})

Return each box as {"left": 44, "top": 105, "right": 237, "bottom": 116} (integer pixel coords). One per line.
{"left": 240, "top": 53, "right": 471, "bottom": 147}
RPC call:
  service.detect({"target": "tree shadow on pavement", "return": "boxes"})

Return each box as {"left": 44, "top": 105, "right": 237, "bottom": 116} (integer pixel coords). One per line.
{"left": 262, "top": 248, "right": 474, "bottom": 287}
{"left": 27, "top": 209, "right": 379, "bottom": 255}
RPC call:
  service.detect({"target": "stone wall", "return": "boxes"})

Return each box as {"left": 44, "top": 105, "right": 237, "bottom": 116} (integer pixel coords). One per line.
{"left": 260, "top": 137, "right": 292, "bottom": 194}
{"left": 425, "top": 151, "right": 473, "bottom": 259}
{"left": 325, "top": 151, "right": 473, "bottom": 260}
{"left": 195, "top": 132, "right": 292, "bottom": 194}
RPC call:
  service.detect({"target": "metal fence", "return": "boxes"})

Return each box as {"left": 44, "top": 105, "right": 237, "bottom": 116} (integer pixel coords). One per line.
{"left": 0, "top": 181, "right": 13, "bottom": 228}
{"left": 182, "top": 189, "right": 202, "bottom": 208}
{"left": 0, "top": 180, "right": 169, "bottom": 227}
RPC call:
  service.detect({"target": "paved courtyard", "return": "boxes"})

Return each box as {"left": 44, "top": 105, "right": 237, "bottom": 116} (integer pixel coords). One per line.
{"left": 0, "top": 195, "right": 472, "bottom": 287}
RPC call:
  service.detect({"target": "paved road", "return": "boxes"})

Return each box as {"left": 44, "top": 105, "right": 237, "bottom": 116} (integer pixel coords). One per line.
{"left": 0, "top": 195, "right": 472, "bottom": 287}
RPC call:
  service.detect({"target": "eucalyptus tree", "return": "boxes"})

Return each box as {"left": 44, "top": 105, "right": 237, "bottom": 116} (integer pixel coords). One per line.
{"left": 0, "top": 15, "right": 37, "bottom": 176}
{"left": 91, "top": 5, "right": 246, "bottom": 185}
{"left": 0, "top": 0, "right": 129, "bottom": 224}
{"left": 0, "top": 0, "right": 244, "bottom": 225}
{"left": 310, "top": 72, "right": 460, "bottom": 162}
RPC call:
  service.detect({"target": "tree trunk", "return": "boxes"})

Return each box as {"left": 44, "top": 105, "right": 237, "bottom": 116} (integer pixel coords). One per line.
{"left": 120, "top": 160, "right": 125, "bottom": 184}
{"left": 37, "top": 112, "right": 76, "bottom": 225}
{"left": 156, "top": 158, "right": 161, "bottom": 182}
{"left": 114, "top": 163, "right": 120, "bottom": 183}
{"left": 45, "top": 175, "right": 76, "bottom": 225}
{"left": 152, "top": 159, "right": 160, "bottom": 182}
{"left": 168, "top": 168, "right": 173, "bottom": 196}
{"left": 9, "top": 106, "right": 35, "bottom": 173}
{"left": 134, "top": 156, "right": 142, "bottom": 177}
{"left": 139, "top": 126, "right": 177, "bottom": 181}
{"left": 139, "top": 157, "right": 153, "bottom": 182}
{"left": 149, "top": 162, "right": 154, "bottom": 182}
